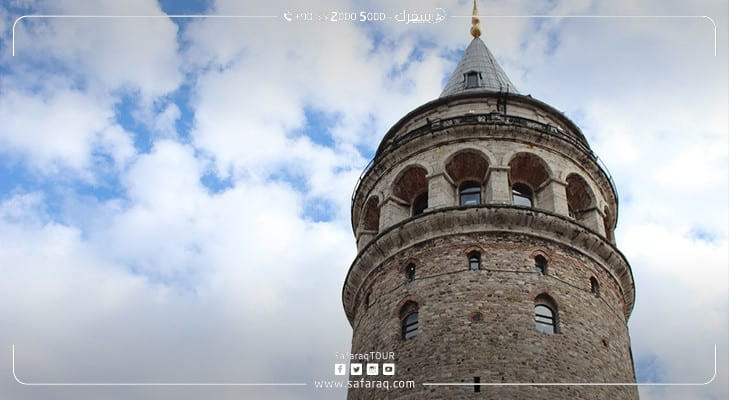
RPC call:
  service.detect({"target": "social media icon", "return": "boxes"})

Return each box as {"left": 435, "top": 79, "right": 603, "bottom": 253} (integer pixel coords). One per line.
{"left": 334, "top": 364, "right": 346, "bottom": 376}
{"left": 366, "top": 363, "right": 379, "bottom": 375}
{"left": 350, "top": 363, "right": 362, "bottom": 375}
{"left": 383, "top": 363, "right": 395, "bottom": 375}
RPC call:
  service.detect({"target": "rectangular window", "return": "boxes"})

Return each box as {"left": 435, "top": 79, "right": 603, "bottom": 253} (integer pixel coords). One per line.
{"left": 466, "top": 72, "right": 479, "bottom": 88}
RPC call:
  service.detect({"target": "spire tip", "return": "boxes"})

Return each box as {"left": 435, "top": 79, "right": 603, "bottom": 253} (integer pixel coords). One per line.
{"left": 470, "top": 0, "right": 481, "bottom": 38}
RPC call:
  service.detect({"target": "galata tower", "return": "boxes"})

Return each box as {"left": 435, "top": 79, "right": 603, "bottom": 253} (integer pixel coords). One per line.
{"left": 343, "top": 2, "right": 638, "bottom": 398}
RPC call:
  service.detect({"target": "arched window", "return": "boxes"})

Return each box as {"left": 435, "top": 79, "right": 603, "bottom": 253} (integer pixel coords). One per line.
{"left": 534, "top": 255, "right": 547, "bottom": 275}
{"left": 566, "top": 174, "right": 595, "bottom": 221}
{"left": 459, "top": 181, "right": 481, "bottom": 206}
{"left": 534, "top": 294, "right": 558, "bottom": 334}
{"left": 468, "top": 251, "right": 481, "bottom": 271}
{"left": 508, "top": 153, "right": 550, "bottom": 209}
{"left": 364, "top": 292, "right": 372, "bottom": 310}
{"left": 512, "top": 183, "right": 533, "bottom": 207}
{"left": 412, "top": 192, "right": 428, "bottom": 216}
{"left": 400, "top": 301, "right": 419, "bottom": 340}
{"left": 445, "top": 151, "right": 489, "bottom": 200}
{"left": 405, "top": 263, "right": 416, "bottom": 282}
{"left": 535, "top": 305, "right": 556, "bottom": 334}
{"left": 392, "top": 166, "right": 428, "bottom": 217}
{"left": 590, "top": 276, "right": 600, "bottom": 297}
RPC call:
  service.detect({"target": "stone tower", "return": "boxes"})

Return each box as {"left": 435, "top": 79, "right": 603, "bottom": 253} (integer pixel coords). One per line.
{"left": 343, "top": 3, "right": 638, "bottom": 399}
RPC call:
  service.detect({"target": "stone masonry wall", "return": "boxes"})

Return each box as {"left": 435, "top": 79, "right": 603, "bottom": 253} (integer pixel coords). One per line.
{"left": 347, "top": 231, "right": 638, "bottom": 400}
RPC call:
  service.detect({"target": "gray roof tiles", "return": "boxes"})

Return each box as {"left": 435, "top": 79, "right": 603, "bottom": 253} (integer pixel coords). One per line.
{"left": 440, "top": 37, "right": 518, "bottom": 97}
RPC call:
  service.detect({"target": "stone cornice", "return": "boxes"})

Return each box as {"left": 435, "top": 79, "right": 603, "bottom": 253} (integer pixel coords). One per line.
{"left": 376, "top": 92, "right": 589, "bottom": 156}
{"left": 342, "top": 205, "right": 635, "bottom": 324}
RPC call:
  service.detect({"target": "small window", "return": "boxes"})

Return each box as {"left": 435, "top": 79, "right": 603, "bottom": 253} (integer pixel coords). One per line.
{"left": 474, "top": 376, "right": 481, "bottom": 393}
{"left": 412, "top": 192, "right": 428, "bottom": 216}
{"left": 534, "top": 294, "right": 558, "bottom": 334}
{"left": 512, "top": 182, "right": 533, "bottom": 207}
{"left": 535, "top": 304, "right": 556, "bottom": 334}
{"left": 365, "top": 292, "right": 372, "bottom": 310}
{"left": 465, "top": 71, "right": 479, "bottom": 88}
{"left": 590, "top": 276, "right": 600, "bottom": 297}
{"left": 400, "top": 301, "right": 420, "bottom": 340}
{"left": 469, "top": 312, "right": 484, "bottom": 323}
{"left": 468, "top": 251, "right": 481, "bottom": 271}
{"left": 403, "top": 312, "right": 419, "bottom": 339}
{"left": 534, "top": 255, "right": 547, "bottom": 275}
{"left": 406, "top": 263, "right": 416, "bottom": 282}
{"left": 459, "top": 181, "right": 481, "bottom": 206}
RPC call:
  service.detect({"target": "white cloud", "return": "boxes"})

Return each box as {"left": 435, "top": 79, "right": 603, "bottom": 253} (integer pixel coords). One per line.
{"left": 13, "top": 0, "right": 182, "bottom": 100}
{"left": 0, "top": 82, "right": 133, "bottom": 177}
{"left": 523, "top": 2, "right": 729, "bottom": 399}
{"left": 0, "top": 160, "right": 354, "bottom": 399}
{"left": 0, "top": 1, "right": 727, "bottom": 400}
{"left": 3, "top": 0, "right": 183, "bottom": 179}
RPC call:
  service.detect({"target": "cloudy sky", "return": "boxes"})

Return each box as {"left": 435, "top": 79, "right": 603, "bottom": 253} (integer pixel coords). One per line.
{"left": 1, "top": 0, "right": 727, "bottom": 399}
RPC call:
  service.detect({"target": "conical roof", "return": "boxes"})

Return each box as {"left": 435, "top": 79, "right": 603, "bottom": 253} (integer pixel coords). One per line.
{"left": 440, "top": 37, "right": 518, "bottom": 97}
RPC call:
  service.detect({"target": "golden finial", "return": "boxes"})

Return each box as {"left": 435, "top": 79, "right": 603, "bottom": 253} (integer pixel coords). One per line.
{"left": 470, "top": 0, "right": 482, "bottom": 38}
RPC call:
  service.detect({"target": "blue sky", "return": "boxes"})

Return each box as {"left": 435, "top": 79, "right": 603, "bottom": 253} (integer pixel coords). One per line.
{"left": 1, "top": 1, "right": 727, "bottom": 399}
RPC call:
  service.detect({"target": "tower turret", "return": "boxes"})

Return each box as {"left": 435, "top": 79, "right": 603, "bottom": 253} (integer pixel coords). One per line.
{"left": 343, "top": 5, "right": 637, "bottom": 398}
